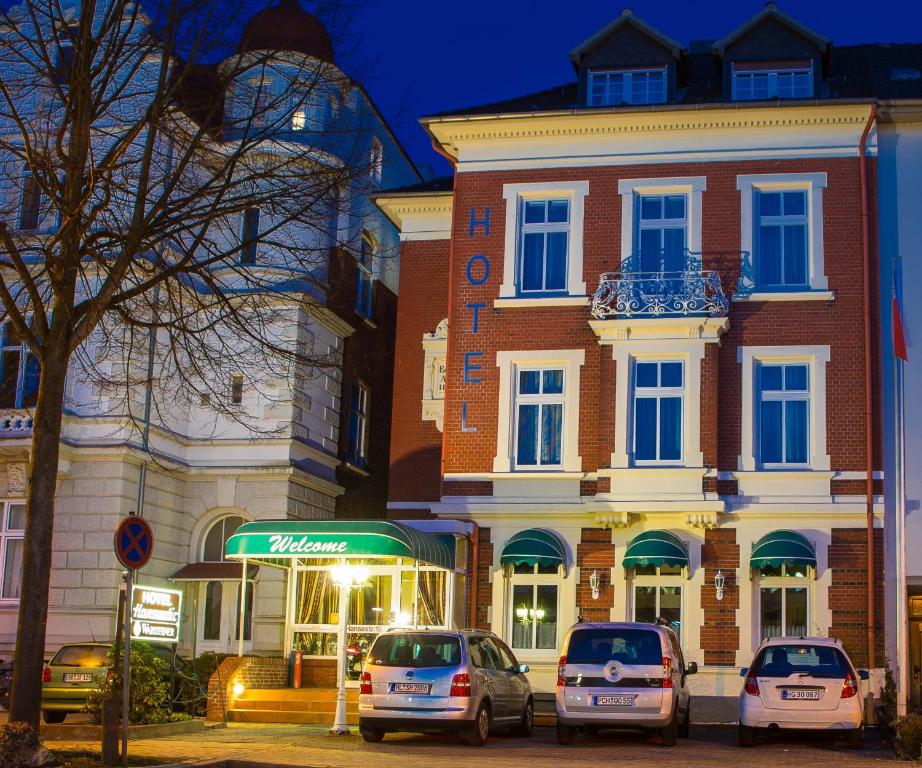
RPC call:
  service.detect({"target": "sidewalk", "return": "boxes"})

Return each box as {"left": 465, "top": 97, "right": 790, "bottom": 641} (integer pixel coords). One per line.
{"left": 46, "top": 722, "right": 906, "bottom": 768}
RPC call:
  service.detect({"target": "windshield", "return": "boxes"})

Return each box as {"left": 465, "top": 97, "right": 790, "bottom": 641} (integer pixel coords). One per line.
{"left": 368, "top": 634, "right": 462, "bottom": 668}
{"left": 51, "top": 645, "right": 110, "bottom": 668}
{"left": 566, "top": 628, "right": 663, "bottom": 665}
{"left": 752, "top": 644, "right": 851, "bottom": 678}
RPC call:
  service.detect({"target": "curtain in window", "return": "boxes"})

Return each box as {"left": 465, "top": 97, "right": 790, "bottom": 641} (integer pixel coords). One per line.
{"left": 759, "top": 225, "right": 783, "bottom": 285}
{"left": 1, "top": 539, "right": 23, "bottom": 599}
{"left": 540, "top": 404, "right": 562, "bottom": 465}
{"left": 535, "top": 584, "right": 558, "bottom": 649}
{"left": 517, "top": 404, "right": 538, "bottom": 465}
{"left": 417, "top": 571, "right": 445, "bottom": 626}
{"left": 659, "top": 397, "right": 682, "bottom": 460}
{"left": 545, "top": 232, "right": 567, "bottom": 290}
{"left": 783, "top": 225, "right": 807, "bottom": 285}
{"left": 295, "top": 569, "right": 332, "bottom": 625}
{"left": 511, "top": 584, "right": 532, "bottom": 649}
{"left": 785, "top": 400, "right": 808, "bottom": 464}
{"left": 786, "top": 587, "right": 808, "bottom": 636}
{"left": 760, "top": 400, "right": 783, "bottom": 464}
{"left": 522, "top": 233, "right": 544, "bottom": 291}
{"left": 760, "top": 587, "right": 782, "bottom": 640}
{"left": 635, "top": 398, "right": 656, "bottom": 460}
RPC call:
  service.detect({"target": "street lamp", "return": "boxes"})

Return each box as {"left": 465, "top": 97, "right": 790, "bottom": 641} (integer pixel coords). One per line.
{"left": 330, "top": 564, "right": 369, "bottom": 735}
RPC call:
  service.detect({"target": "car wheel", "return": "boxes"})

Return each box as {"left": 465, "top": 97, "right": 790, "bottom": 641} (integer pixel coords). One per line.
{"left": 556, "top": 723, "right": 576, "bottom": 745}
{"left": 466, "top": 703, "right": 491, "bottom": 747}
{"left": 360, "top": 728, "right": 385, "bottom": 743}
{"left": 659, "top": 711, "right": 678, "bottom": 747}
{"left": 42, "top": 710, "right": 66, "bottom": 724}
{"left": 846, "top": 726, "right": 864, "bottom": 750}
{"left": 738, "top": 724, "right": 756, "bottom": 748}
{"left": 513, "top": 699, "right": 534, "bottom": 737}
{"left": 678, "top": 703, "right": 690, "bottom": 739}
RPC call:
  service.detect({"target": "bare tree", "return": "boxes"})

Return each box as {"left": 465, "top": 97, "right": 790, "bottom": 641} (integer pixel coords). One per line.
{"left": 0, "top": 0, "right": 383, "bottom": 726}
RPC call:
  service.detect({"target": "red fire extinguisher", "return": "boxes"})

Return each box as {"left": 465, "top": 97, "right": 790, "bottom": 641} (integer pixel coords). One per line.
{"left": 292, "top": 649, "right": 303, "bottom": 689}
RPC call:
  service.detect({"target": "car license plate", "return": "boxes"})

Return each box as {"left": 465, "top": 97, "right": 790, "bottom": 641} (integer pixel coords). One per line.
{"left": 781, "top": 689, "right": 820, "bottom": 700}
{"left": 63, "top": 673, "right": 93, "bottom": 683}
{"left": 594, "top": 695, "right": 634, "bottom": 706}
{"left": 390, "top": 683, "right": 431, "bottom": 694}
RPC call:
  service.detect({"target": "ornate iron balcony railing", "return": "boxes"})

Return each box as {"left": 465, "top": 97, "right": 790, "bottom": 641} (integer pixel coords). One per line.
{"left": 591, "top": 251, "right": 738, "bottom": 319}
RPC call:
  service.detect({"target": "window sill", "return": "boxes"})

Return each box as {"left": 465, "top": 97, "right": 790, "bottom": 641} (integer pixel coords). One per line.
{"left": 344, "top": 462, "right": 370, "bottom": 477}
{"left": 361, "top": 316, "right": 378, "bottom": 329}
{"left": 494, "top": 296, "right": 590, "bottom": 309}
{"left": 734, "top": 290, "right": 834, "bottom": 303}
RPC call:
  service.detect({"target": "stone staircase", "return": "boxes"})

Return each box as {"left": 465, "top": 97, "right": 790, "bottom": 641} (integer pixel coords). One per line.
{"left": 229, "top": 687, "right": 359, "bottom": 725}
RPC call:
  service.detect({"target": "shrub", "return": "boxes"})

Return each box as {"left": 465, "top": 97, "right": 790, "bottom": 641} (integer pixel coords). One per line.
{"left": 84, "top": 641, "right": 171, "bottom": 725}
{"left": 177, "top": 653, "right": 230, "bottom": 717}
{"left": 878, "top": 666, "right": 898, "bottom": 743}
{"left": 895, "top": 713, "right": 922, "bottom": 760}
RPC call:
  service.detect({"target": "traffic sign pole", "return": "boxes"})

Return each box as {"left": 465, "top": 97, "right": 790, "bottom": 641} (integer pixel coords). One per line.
{"left": 122, "top": 570, "right": 132, "bottom": 768}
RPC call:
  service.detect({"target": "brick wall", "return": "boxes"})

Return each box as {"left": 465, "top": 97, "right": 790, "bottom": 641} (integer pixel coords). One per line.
{"left": 418, "top": 157, "right": 882, "bottom": 480}
{"left": 700, "top": 528, "right": 740, "bottom": 666}
{"left": 206, "top": 656, "right": 288, "bottom": 722}
{"left": 388, "top": 239, "right": 449, "bottom": 503}
{"left": 828, "top": 528, "right": 885, "bottom": 667}
{"left": 576, "top": 528, "right": 615, "bottom": 621}
{"left": 475, "top": 527, "right": 493, "bottom": 629}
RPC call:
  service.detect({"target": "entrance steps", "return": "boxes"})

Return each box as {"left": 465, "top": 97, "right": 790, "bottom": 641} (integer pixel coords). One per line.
{"left": 228, "top": 687, "right": 359, "bottom": 726}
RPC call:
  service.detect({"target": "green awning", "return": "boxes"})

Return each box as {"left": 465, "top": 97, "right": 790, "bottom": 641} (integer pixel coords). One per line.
{"left": 750, "top": 530, "right": 816, "bottom": 571}
{"left": 225, "top": 520, "right": 454, "bottom": 570}
{"left": 500, "top": 529, "right": 567, "bottom": 569}
{"left": 623, "top": 530, "right": 688, "bottom": 569}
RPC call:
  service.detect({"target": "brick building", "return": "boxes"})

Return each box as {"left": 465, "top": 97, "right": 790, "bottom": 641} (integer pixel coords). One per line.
{"left": 378, "top": 5, "right": 894, "bottom": 709}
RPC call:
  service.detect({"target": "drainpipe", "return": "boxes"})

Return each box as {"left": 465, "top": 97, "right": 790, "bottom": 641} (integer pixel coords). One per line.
{"left": 859, "top": 104, "right": 878, "bottom": 669}
{"left": 468, "top": 520, "right": 479, "bottom": 629}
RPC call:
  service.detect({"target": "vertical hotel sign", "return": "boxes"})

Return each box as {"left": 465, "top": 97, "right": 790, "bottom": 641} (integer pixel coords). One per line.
{"left": 460, "top": 207, "right": 491, "bottom": 432}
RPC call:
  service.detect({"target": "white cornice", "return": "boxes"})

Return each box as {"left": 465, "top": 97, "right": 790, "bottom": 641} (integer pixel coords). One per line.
{"left": 374, "top": 194, "right": 454, "bottom": 241}
{"left": 590, "top": 316, "right": 730, "bottom": 343}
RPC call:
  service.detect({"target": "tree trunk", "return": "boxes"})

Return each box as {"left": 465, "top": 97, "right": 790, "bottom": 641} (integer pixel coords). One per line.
{"left": 9, "top": 338, "right": 71, "bottom": 728}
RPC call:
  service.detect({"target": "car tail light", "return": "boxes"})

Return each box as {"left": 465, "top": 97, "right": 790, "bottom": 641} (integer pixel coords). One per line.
{"left": 359, "top": 671, "right": 372, "bottom": 695}
{"left": 42, "top": 667, "right": 50, "bottom": 683}
{"left": 556, "top": 656, "right": 567, "bottom": 688}
{"left": 661, "top": 656, "right": 673, "bottom": 689}
{"left": 841, "top": 671, "right": 859, "bottom": 699}
{"left": 744, "top": 673, "right": 760, "bottom": 697}
{"left": 450, "top": 673, "right": 471, "bottom": 697}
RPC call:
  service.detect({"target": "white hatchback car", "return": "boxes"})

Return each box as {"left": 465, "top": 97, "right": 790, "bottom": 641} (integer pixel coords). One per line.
{"left": 738, "top": 637, "right": 868, "bottom": 749}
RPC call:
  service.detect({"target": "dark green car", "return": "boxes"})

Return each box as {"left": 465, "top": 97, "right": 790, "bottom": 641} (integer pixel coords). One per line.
{"left": 40, "top": 643, "right": 109, "bottom": 723}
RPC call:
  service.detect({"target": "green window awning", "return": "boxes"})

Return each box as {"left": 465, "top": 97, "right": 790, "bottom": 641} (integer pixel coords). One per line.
{"left": 750, "top": 530, "right": 816, "bottom": 571}
{"left": 623, "top": 530, "right": 688, "bottom": 570}
{"left": 225, "top": 520, "right": 454, "bottom": 570}
{"left": 500, "top": 529, "right": 567, "bottom": 569}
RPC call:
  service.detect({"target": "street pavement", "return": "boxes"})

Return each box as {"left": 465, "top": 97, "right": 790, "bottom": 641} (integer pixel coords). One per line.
{"left": 52, "top": 723, "right": 914, "bottom": 767}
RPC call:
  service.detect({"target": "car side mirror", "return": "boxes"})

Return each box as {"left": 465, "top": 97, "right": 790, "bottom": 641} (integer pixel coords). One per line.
{"left": 858, "top": 669, "right": 870, "bottom": 681}
{"left": 518, "top": 664, "right": 530, "bottom": 674}
{"left": 686, "top": 662, "right": 698, "bottom": 675}
{"left": 739, "top": 667, "right": 749, "bottom": 677}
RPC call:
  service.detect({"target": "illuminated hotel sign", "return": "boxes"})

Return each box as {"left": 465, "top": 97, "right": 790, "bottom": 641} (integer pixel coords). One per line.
{"left": 130, "top": 585, "right": 182, "bottom": 643}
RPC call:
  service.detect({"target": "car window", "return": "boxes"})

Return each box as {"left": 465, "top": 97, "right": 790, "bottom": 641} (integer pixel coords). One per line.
{"left": 752, "top": 644, "right": 851, "bottom": 679}
{"left": 469, "top": 637, "right": 502, "bottom": 670}
{"left": 495, "top": 640, "right": 519, "bottom": 671}
{"left": 367, "top": 634, "right": 462, "bottom": 668}
{"left": 667, "top": 632, "right": 683, "bottom": 668}
{"left": 50, "top": 645, "right": 110, "bottom": 668}
{"left": 566, "top": 628, "right": 662, "bottom": 665}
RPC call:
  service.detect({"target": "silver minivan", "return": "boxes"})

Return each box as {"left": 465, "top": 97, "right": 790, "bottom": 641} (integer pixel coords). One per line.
{"left": 555, "top": 621, "right": 696, "bottom": 746}
{"left": 358, "top": 629, "right": 534, "bottom": 746}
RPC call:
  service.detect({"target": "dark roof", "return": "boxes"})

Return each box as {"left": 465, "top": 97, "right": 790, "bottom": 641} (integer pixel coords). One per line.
{"left": 239, "top": 0, "right": 334, "bottom": 63}
{"left": 170, "top": 562, "right": 258, "bottom": 581}
{"left": 377, "top": 177, "right": 454, "bottom": 195}
{"left": 428, "top": 43, "right": 922, "bottom": 120}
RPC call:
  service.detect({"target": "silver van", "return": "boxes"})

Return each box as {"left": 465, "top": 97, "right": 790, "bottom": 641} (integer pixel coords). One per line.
{"left": 555, "top": 621, "right": 696, "bottom": 746}
{"left": 358, "top": 629, "right": 534, "bottom": 746}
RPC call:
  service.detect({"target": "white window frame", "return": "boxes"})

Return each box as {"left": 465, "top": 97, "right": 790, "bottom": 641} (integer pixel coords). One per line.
{"left": 512, "top": 366, "right": 566, "bottom": 470}
{"left": 757, "top": 362, "right": 810, "bottom": 469}
{"left": 347, "top": 380, "right": 370, "bottom": 468}
{"left": 631, "top": 360, "right": 685, "bottom": 466}
{"left": 732, "top": 67, "right": 813, "bottom": 101}
{"left": 517, "top": 199, "right": 571, "bottom": 295}
{"left": 611, "top": 343, "right": 704, "bottom": 469}
{"left": 737, "top": 345, "right": 831, "bottom": 472}
{"left": 500, "top": 181, "right": 589, "bottom": 302}
{"left": 588, "top": 67, "right": 667, "bottom": 106}
{"left": 494, "top": 349, "right": 584, "bottom": 473}
{"left": 618, "top": 177, "right": 706, "bottom": 262}
{"left": 756, "top": 570, "right": 812, "bottom": 641}
{"left": 507, "top": 566, "right": 561, "bottom": 658}
{"left": 737, "top": 173, "right": 828, "bottom": 297}
{"left": 0, "top": 500, "right": 25, "bottom": 603}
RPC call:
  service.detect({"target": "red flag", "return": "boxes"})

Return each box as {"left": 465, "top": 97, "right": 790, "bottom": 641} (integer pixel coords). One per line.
{"left": 893, "top": 295, "right": 908, "bottom": 362}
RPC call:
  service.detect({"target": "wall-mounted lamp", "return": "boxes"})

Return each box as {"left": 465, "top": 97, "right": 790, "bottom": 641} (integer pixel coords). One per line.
{"left": 715, "top": 570, "right": 726, "bottom": 601}
{"left": 589, "top": 570, "right": 601, "bottom": 601}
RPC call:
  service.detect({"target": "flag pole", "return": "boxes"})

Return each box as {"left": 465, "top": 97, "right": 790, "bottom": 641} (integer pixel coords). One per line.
{"left": 895, "top": 351, "right": 908, "bottom": 717}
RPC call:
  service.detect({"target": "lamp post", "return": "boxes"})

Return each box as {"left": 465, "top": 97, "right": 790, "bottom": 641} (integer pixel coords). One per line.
{"left": 330, "top": 564, "right": 369, "bottom": 735}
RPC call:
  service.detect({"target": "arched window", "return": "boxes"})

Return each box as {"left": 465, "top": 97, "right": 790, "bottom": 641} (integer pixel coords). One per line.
{"left": 201, "top": 515, "right": 245, "bottom": 563}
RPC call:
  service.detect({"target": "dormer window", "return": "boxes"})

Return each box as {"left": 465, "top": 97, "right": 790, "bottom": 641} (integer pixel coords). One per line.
{"left": 732, "top": 63, "right": 813, "bottom": 101}
{"left": 588, "top": 67, "right": 666, "bottom": 107}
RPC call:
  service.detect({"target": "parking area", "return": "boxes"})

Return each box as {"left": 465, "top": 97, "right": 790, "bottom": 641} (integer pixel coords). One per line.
{"left": 50, "top": 723, "right": 904, "bottom": 767}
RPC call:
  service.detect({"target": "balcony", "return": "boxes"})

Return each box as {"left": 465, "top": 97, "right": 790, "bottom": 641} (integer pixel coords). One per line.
{"left": 0, "top": 411, "right": 33, "bottom": 436}
{"left": 591, "top": 251, "right": 737, "bottom": 319}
